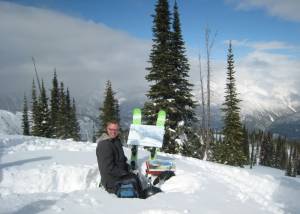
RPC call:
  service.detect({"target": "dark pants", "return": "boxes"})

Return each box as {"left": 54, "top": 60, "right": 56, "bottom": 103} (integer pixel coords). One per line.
{"left": 106, "top": 173, "right": 143, "bottom": 197}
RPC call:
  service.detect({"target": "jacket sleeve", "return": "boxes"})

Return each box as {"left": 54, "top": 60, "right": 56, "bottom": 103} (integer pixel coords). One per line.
{"left": 97, "top": 140, "right": 129, "bottom": 178}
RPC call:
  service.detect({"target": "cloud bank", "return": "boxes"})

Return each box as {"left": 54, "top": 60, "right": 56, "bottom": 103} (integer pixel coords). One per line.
{"left": 227, "top": 0, "right": 300, "bottom": 22}
{"left": 0, "top": 1, "right": 151, "bottom": 105}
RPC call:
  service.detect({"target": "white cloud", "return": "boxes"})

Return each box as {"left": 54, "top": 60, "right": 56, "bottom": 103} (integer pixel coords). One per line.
{"left": 0, "top": 1, "right": 151, "bottom": 103}
{"left": 189, "top": 40, "right": 300, "bottom": 115}
{"left": 236, "top": 50, "right": 300, "bottom": 113}
{"left": 226, "top": 0, "right": 300, "bottom": 22}
{"left": 230, "top": 39, "right": 294, "bottom": 51}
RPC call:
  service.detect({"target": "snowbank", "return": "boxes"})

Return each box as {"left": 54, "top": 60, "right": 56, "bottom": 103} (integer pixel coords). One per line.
{"left": 0, "top": 134, "right": 300, "bottom": 214}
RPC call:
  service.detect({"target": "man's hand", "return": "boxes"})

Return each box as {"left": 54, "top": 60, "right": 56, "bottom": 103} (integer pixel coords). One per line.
{"left": 130, "top": 169, "right": 139, "bottom": 175}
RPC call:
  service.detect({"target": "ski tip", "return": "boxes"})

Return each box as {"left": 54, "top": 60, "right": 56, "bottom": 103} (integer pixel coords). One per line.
{"left": 157, "top": 110, "right": 166, "bottom": 118}
{"left": 133, "top": 108, "right": 141, "bottom": 113}
{"left": 156, "top": 110, "right": 166, "bottom": 127}
{"left": 158, "top": 109, "right": 166, "bottom": 114}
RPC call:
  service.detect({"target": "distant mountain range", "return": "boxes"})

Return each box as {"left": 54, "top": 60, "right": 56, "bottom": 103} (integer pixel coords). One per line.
{"left": 76, "top": 93, "right": 300, "bottom": 141}
{"left": 241, "top": 102, "right": 300, "bottom": 139}
{"left": 268, "top": 112, "right": 300, "bottom": 140}
{"left": 0, "top": 92, "right": 299, "bottom": 140}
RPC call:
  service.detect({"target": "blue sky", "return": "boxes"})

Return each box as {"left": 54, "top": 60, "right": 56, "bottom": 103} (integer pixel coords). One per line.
{"left": 0, "top": 0, "right": 299, "bottom": 113}
{"left": 4, "top": 0, "right": 299, "bottom": 58}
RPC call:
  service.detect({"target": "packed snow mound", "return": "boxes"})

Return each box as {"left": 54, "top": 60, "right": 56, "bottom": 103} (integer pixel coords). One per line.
{"left": 0, "top": 110, "right": 22, "bottom": 135}
{"left": 0, "top": 134, "right": 300, "bottom": 214}
{"left": 1, "top": 162, "right": 99, "bottom": 195}
{"left": 0, "top": 135, "right": 99, "bottom": 196}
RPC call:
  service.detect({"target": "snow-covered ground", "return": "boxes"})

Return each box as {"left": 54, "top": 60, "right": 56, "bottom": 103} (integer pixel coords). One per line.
{"left": 0, "top": 134, "right": 299, "bottom": 214}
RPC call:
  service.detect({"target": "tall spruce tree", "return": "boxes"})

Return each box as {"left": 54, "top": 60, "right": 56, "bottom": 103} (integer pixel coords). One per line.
{"left": 144, "top": 0, "right": 172, "bottom": 124}
{"left": 22, "top": 94, "right": 30, "bottom": 135}
{"left": 115, "top": 99, "right": 121, "bottom": 124}
{"left": 145, "top": 0, "right": 196, "bottom": 154}
{"left": 279, "top": 137, "right": 288, "bottom": 169}
{"left": 63, "top": 88, "right": 80, "bottom": 141}
{"left": 31, "top": 80, "right": 41, "bottom": 136}
{"left": 70, "top": 98, "right": 81, "bottom": 141}
{"left": 215, "top": 41, "right": 246, "bottom": 167}
{"left": 171, "top": 1, "right": 196, "bottom": 123}
{"left": 296, "top": 143, "right": 300, "bottom": 175}
{"left": 286, "top": 144, "right": 297, "bottom": 177}
{"left": 65, "top": 88, "right": 72, "bottom": 139}
{"left": 57, "top": 82, "right": 67, "bottom": 139}
{"left": 171, "top": 1, "right": 197, "bottom": 153}
{"left": 50, "top": 70, "right": 60, "bottom": 138}
{"left": 242, "top": 125, "right": 250, "bottom": 164}
{"left": 98, "top": 80, "right": 119, "bottom": 134}
{"left": 38, "top": 80, "right": 51, "bottom": 137}
{"left": 260, "top": 132, "right": 273, "bottom": 167}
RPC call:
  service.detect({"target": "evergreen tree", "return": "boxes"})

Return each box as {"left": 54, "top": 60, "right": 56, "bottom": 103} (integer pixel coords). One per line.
{"left": 215, "top": 41, "right": 246, "bottom": 167}
{"left": 286, "top": 143, "right": 297, "bottom": 177}
{"left": 171, "top": 0, "right": 196, "bottom": 122}
{"left": 22, "top": 94, "right": 30, "bottom": 135}
{"left": 296, "top": 143, "right": 300, "bottom": 175}
{"left": 270, "top": 135, "right": 280, "bottom": 168}
{"left": 242, "top": 125, "right": 250, "bottom": 164}
{"left": 57, "top": 82, "right": 67, "bottom": 139}
{"left": 171, "top": 1, "right": 197, "bottom": 154}
{"left": 144, "top": 0, "right": 196, "bottom": 154}
{"left": 27, "top": 73, "right": 79, "bottom": 140}
{"left": 273, "top": 136, "right": 281, "bottom": 169}
{"left": 277, "top": 136, "right": 288, "bottom": 169}
{"left": 38, "top": 80, "right": 51, "bottom": 137}
{"left": 50, "top": 70, "right": 60, "bottom": 138}
{"left": 64, "top": 88, "right": 72, "bottom": 139}
{"left": 70, "top": 98, "right": 81, "bottom": 141}
{"left": 115, "top": 99, "right": 121, "bottom": 124}
{"left": 249, "top": 131, "right": 256, "bottom": 169}
{"left": 31, "top": 80, "right": 41, "bottom": 136}
{"left": 283, "top": 139, "right": 290, "bottom": 170}
{"left": 98, "top": 80, "right": 119, "bottom": 134}
{"left": 144, "top": 0, "right": 172, "bottom": 121}
{"left": 291, "top": 144, "right": 298, "bottom": 177}
{"left": 255, "top": 130, "right": 263, "bottom": 165}
{"left": 260, "top": 132, "right": 273, "bottom": 167}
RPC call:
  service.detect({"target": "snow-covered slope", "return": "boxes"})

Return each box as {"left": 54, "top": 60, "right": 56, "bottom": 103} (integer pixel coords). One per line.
{"left": 1, "top": 135, "right": 299, "bottom": 214}
{"left": 0, "top": 110, "right": 22, "bottom": 135}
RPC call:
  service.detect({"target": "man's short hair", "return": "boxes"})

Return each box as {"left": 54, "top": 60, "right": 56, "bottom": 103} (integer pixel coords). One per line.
{"left": 106, "top": 120, "right": 119, "bottom": 127}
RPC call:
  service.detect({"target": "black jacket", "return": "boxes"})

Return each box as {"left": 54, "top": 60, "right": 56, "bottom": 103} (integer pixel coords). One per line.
{"left": 96, "top": 134, "right": 130, "bottom": 193}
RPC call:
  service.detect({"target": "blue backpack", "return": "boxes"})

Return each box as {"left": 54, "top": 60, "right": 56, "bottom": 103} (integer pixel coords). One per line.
{"left": 115, "top": 178, "right": 139, "bottom": 198}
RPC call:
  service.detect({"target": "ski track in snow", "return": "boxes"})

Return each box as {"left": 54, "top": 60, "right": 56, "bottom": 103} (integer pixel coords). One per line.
{"left": 1, "top": 134, "right": 300, "bottom": 214}
{"left": 179, "top": 158, "right": 284, "bottom": 214}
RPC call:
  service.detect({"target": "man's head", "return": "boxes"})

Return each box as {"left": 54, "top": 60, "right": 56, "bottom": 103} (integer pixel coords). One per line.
{"left": 106, "top": 121, "right": 119, "bottom": 139}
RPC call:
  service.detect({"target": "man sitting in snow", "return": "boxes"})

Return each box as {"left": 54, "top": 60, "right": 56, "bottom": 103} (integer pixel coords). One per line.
{"left": 96, "top": 121, "right": 144, "bottom": 197}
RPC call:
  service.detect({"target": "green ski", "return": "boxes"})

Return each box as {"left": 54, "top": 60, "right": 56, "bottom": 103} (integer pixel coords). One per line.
{"left": 149, "top": 110, "right": 166, "bottom": 160}
{"left": 130, "top": 108, "right": 142, "bottom": 170}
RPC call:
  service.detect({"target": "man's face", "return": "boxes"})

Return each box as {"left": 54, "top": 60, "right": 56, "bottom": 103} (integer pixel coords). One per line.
{"left": 106, "top": 123, "right": 119, "bottom": 139}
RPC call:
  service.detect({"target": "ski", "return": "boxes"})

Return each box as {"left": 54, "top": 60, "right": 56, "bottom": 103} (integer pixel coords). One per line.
{"left": 130, "top": 108, "right": 142, "bottom": 170}
{"left": 149, "top": 110, "right": 166, "bottom": 160}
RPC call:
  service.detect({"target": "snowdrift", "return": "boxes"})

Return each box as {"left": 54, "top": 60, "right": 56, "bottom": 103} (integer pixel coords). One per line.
{"left": 0, "top": 134, "right": 300, "bottom": 214}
